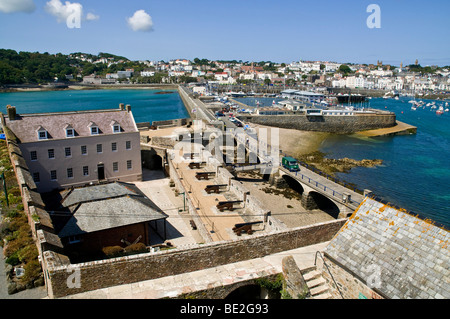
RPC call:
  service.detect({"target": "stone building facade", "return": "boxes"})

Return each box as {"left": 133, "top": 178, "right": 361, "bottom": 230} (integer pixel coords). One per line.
{"left": 3, "top": 105, "right": 142, "bottom": 193}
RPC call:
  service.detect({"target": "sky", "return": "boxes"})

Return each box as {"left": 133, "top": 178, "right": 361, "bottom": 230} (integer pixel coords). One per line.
{"left": 0, "top": 0, "right": 449, "bottom": 66}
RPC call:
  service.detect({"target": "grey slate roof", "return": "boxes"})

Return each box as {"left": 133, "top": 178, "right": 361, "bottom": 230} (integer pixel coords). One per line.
{"left": 4, "top": 108, "right": 138, "bottom": 143}
{"left": 324, "top": 197, "right": 450, "bottom": 299}
{"left": 57, "top": 182, "right": 168, "bottom": 238}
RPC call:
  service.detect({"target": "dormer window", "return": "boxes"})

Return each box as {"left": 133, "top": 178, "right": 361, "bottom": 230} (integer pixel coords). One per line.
{"left": 111, "top": 121, "right": 121, "bottom": 134}
{"left": 89, "top": 122, "right": 99, "bottom": 135}
{"left": 65, "top": 124, "right": 75, "bottom": 138}
{"left": 37, "top": 126, "right": 48, "bottom": 140}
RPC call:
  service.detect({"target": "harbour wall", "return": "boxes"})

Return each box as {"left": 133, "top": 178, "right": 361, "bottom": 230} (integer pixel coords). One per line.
{"left": 237, "top": 113, "right": 397, "bottom": 134}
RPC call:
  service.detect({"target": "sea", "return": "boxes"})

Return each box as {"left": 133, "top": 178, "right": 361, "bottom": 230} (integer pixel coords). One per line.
{"left": 0, "top": 88, "right": 189, "bottom": 124}
{"left": 0, "top": 89, "right": 449, "bottom": 228}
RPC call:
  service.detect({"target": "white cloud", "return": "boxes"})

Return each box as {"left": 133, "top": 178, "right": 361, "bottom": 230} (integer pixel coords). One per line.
{"left": 86, "top": 12, "right": 99, "bottom": 21}
{"left": 0, "top": 0, "right": 35, "bottom": 13}
{"left": 45, "top": 0, "right": 82, "bottom": 23}
{"left": 127, "top": 10, "right": 153, "bottom": 32}
{"left": 45, "top": 0, "right": 98, "bottom": 23}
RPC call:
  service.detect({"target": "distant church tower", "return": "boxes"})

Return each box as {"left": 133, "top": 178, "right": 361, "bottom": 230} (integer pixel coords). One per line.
{"left": 415, "top": 59, "right": 419, "bottom": 66}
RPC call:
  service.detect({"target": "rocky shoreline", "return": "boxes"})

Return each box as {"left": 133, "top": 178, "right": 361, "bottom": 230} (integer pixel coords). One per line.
{"left": 297, "top": 151, "right": 383, "bottom": 176}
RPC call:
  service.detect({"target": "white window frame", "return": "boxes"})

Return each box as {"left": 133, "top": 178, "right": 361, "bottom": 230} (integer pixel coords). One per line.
{"left": 113, "top": 124, "right": 121, "bottom": 133}
{"left": 67, "top": 168, "right": 73, "bottom": 179}
{"left": 90, "top": 126, "right": 99, "bottom": 135}
{"left": 38, "top": 130, "right": 48, "bottom": 140}
{"left": 66, "top": 128, "right": 75, "bottom": 138}
{"left": 48, "top": 149, "right": 55, "bottom": 159}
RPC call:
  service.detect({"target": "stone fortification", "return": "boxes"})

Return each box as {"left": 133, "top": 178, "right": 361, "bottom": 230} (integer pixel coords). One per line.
{"left": 237, "top": 113, "right": 396, "bottom": 134}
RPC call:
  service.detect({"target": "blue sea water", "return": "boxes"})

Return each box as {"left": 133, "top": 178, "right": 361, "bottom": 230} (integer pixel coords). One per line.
{"left": 0, "top": 90, "right": 449, "bottom": 227}
{"left": 239, "top": 96, "right": 450, "bottom": 228}
{"left": 320, "top": 97, "right": 450, "bottom": 228}
{"left": 0, "top": 89, "right": 189, "bottom": 124}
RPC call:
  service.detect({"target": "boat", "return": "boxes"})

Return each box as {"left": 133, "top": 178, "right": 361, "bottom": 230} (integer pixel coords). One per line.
{"left": 436, "top": 106, "right": 444, "bottom": 115}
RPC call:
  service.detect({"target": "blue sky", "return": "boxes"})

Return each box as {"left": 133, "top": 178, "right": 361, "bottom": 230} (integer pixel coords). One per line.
{"left": 1, "top": 0, "right": 449, "bottom": 66}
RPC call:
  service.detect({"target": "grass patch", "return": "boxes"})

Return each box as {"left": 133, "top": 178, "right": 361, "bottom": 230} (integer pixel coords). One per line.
{"left": 0, "top": 140, "right": 42, "bottom": 286}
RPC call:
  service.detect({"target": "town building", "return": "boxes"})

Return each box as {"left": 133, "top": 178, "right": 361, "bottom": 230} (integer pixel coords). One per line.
{"left": 3, "top": 104, "right": 142, "bottom": 193}
{"left": 40, "top": 181, "right": 168, "bottom": 258}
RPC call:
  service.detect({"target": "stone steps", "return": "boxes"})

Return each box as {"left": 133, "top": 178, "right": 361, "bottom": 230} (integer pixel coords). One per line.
{"left": 301, "top": 267, "right": 333, "bottom": 299}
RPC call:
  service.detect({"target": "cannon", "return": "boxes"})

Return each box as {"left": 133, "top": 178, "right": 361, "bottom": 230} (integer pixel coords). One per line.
{"left": 204, "top": 184, "right": 228, "bottom": 194}
{"left": 195, "top": 172, "right": 216, "bottom": 180}
{"left": 232, "top": 221, "right": 263, "bottom": 236}
{"left": 188, "top": 162, "right": 206, "bottom": 169}
{"left": 216, "top": 200, "right": 242, "bottom": 212}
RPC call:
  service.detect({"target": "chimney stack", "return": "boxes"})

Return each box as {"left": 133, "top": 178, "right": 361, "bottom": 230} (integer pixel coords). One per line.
{"left": 7, "top": 105, "right": 16, "bottom": 120}
{"left": 119, "top": 103, "right": 125, "bottom": 110}
{"left": 126, "top": 104, "right": 131, "bottom": 112}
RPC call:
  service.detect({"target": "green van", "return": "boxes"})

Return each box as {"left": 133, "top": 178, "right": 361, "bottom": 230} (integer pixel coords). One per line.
{"left": 282, "top": 156, "right": 300, "bottom": 172}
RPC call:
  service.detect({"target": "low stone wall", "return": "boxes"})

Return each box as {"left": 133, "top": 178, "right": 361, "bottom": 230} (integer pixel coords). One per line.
{"left": 45, "top": 218, "right": 346, "bottom": 298}
{"left": 238, "top": 113, "right": 396, "bottom": 134}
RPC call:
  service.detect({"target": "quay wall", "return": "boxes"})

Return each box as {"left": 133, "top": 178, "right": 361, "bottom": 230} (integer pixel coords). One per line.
{"left": 44, "top": 218, "right": 346, "bottom": 298}
{"left": 237, "top": 113, "right": 396, "bottom": 134}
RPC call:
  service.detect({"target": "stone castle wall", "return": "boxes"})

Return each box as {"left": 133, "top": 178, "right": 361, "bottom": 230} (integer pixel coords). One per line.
{"left": 45, "top": 219, "right": 346, "bottom": 298}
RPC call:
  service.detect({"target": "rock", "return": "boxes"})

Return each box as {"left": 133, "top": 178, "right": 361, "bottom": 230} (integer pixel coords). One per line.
{"left": 5, "top": 264, "right": 13, "bottom": 276}
{"left": 33, "top": 277, "right": 45, "bottom": 287}
{"left": 7, "top": 282, "right": 18, "bottom": 295}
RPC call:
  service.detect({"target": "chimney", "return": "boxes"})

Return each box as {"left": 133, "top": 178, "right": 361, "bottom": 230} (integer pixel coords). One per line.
{"left": 7, "top": 105, "right": 16, "bottom": 120}
{"left": 119, "top": 103, "right": 125, "bottom": 110}
{"left": 126, "top": 104, "right": 131, "bottom": 112}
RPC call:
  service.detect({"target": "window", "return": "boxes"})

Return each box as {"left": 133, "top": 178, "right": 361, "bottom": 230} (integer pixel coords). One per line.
{"left": 66, "top": 128, "right": 75, "bottom": 138}
{"left": 83, "top": 166, "right": 89, "bottom": 176}
{"left": 111, "top": 142, "right": 117, "bottom": 152}
{"left": 68, "top": 235, "right": 81, "bottom": 244}
{"left": 97, "top": 144, "right": 102, "bottom": 153}
{"left": 81, "top": 145, "right": 87, "bottom": 155}
{"left": 38, "top": 130, "right": 47, "bottom": 140}
{"left": 127, "top": 160, "right": 132, "bottom": 170}
{"left": 111, "top": 121, "right": 121, "bottom": 134}
{"left": 50, "top": 170, "right": 57, "bottom": 181}
{"left": 48, "top": 149, "right": 55, "bottom": 159}
{"left": 126, "top": 141, "right": 131, "bottom": 150}
{"left": 33, "top": 172, "right": 40, "bottom": 183}
{"left": 67, "top": 168, "right": 73, "bottom": 179}
{"left": 90, "top": 126, "right": 99, "bottom": 135}
{"left": 30, "top": 151, "right": 37, "bottom": 161}
{"left": 113, "top": 162, "right": 119, "bottom": 172}
{"left": 65, "top": 147, "right": 71, "bottom": 157}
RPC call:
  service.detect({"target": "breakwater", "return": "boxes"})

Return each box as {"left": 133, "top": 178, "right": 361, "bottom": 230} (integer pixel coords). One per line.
{"left": 237, "top": 112, "right": 396, "bottom": 134}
